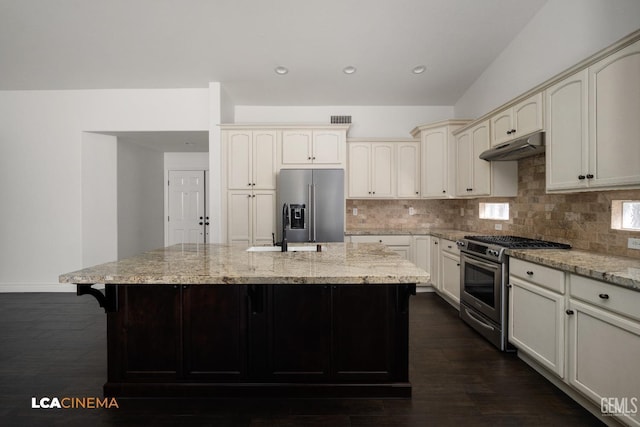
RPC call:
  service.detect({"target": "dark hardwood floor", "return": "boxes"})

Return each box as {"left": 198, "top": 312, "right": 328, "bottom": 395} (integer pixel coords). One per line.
{"left": 0, "top": 291, "right": 604, "bottom": 426}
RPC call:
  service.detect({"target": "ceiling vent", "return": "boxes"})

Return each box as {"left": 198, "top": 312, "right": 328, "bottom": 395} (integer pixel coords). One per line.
{"left": 330, "top": 115, "right": 352, "bottom": 124}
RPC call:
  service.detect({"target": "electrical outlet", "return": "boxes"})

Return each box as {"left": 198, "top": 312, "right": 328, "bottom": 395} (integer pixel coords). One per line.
{"left": 409, "top": 207, "right": 415, "bottom": 216}
{"left": 494, "top": 223, "right": 503, "bottom": 231}
{"left": 352, "top": 208, "right": 358, "bottom": 216}
{"left": 628, "top": 238, "right": 640, "bottom": 250}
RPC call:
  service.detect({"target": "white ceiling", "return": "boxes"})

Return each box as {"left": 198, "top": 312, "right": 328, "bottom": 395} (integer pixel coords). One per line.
{"left": 0, "top": 0, "right": 547, "bottom": 106}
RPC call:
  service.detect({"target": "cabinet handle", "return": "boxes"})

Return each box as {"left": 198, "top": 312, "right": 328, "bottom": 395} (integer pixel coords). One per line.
{"left": 506, "top": 130, "right": 511, "bottom": 135}
{"left": 379, "top": 240, "right": 383, "bottom": 243}
{"left": 252, "top": 195, "right": 256, "bottom": 198}
{"left": 442, "top": 190, "right": 446, "bottom": 193}
{"left": 586, "top": 174, "right": 594, "bottom": 179}
{"left": 248, "top": 183, "right": 252, "bottom": 186}
{"left": 434, "top": 241, "right": 438, "bottom": 245}
{"left": 526, "top": 271, "right": 534, "bottom": 276}
{"left": 506, "top": 283, "right": 512, "bottom": 288}
{"left": 312, "top": 157, "right": 316, "bottom": 160}
{"left": 598, "top": 293, "right": 609, "bottom": 300}
{"left": 447, "top": 245, "right": 452, "bottom": 249}
{"left": 308, "top": 157, "right": 312, "bottom": 160}
{"left": 456, "top": 263, "right": 460, "bottom": 267}
{"left": 511, "top": 128, "right": 516, "bottom": 134}
{"left": 415, "top": 191, "right": 419, "bottom": 195}
{"left": 578, "top": 175, "right": 586, "bottom": 180}
{"left": 199, "top": 222, "right": 203, "bottom": 225}
{"left": 566, "top": 309, "right": 575, "bottom": 315}
{"left": 373, "top": 192, "right": 376, "bottom": 194}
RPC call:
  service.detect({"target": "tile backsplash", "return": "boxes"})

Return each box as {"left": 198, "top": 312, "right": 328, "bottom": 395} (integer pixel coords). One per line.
{"left": 346, "top": 154, "right": 640, "bottom": 258}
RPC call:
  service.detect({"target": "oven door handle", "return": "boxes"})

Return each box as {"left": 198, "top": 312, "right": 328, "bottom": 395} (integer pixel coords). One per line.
{"left": 464, "top": 308, "right": 496, "bottom": 331}
{"left": 462, "top": 255, "right": 501, "bottom": 272}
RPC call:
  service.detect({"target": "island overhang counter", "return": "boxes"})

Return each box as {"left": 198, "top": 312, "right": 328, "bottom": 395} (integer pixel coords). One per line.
{"left": 60, "top": 243, "right": 429, "bottom": 398}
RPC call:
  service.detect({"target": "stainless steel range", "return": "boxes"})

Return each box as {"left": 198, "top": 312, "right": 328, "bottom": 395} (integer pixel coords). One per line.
{"left": 456, "top": 235, "right": 571, "bottom": 351}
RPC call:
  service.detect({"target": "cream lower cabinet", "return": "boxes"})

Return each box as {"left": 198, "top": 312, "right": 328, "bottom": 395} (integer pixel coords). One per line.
{"left": 438, "top": 239, "right": 460, "bottom": 308}
{"left": 430, "top": 238, "right": 441, "bottom": 291}
{"left": 567, "top": 274, "right": 640, "bottom": 427}
{"left": 412, "top": 235, "right": 431, "bottom": 288}
{"left": 227, "top": 191, "right": 276, "bottom": 246}
{"left": 349, "top": 235, "right": 412, "bottom": 260}
{"left": 509, "top": 259, "right": 566, "bottom": 378}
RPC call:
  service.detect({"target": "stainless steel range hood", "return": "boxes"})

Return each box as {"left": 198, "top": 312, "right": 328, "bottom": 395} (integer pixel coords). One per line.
{"left": 479, "top": 131, "right": 544, "bottom": 161}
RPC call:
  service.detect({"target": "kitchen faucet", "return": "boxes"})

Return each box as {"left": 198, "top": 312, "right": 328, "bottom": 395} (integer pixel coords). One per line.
{"left": 281, "top": 203, "right": 289, "bottom": 252}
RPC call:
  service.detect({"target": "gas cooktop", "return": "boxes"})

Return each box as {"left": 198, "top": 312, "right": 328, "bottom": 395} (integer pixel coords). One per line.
{"left": 463, "top": 235, "right": 571, "bottom": 250}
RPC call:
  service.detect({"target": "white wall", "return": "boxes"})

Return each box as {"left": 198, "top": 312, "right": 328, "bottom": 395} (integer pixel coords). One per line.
{"left": 0, "top": 88, "right": 210, "bottom": 291}
{"left": 455, "top": 0, "right": 640, "bottom": 118}
{"left": 117, "top": 141, "right": 165, "bottom": 260}
{"left": 209, "top": 83, "right": 223, "bottom": 243}
{"left": 234, "top": 106, "right": 455, "bottom": 137}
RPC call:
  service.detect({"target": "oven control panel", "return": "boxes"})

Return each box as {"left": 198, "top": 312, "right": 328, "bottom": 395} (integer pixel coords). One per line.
{"left": 457, "top": 240, "right": 506, "bottom": 262}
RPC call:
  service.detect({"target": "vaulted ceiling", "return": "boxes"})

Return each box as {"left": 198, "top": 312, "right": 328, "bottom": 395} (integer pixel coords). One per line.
{"left": 0, "top": 0, "right": 547, "bottom": 105}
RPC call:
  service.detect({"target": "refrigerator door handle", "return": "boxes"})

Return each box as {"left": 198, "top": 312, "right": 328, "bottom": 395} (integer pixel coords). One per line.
{"left": 312, "top": 184, "right": 317, "bottom": 242}
{"left": 308, "top": 184, "right": 313, "bottom": 242}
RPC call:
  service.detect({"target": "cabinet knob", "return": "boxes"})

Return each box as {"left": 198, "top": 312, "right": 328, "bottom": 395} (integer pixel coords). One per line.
{"left": 598, "top": 293, "right": 609, "bottom": 300}
{"left": 511, "top": 128, "right": 516, "bottom": 134}
{"left": 566, "top": 309, "right": 575, "bottom": 315}
{"left": 199, "top": 222, "right": 203, "bottom": 225}
{"left": 415, "top": 191, "right": 419, "bottom": 195}
{"left": 586, "top": 174, "right": 594, "bottom": 179}
{"left": 506, "top": 283, "right": 512, "bottom": 288}
{"left": 248, "top": 183, "right": 252, "bottom": 186}
{"left": 442, "top": 190, "right": 446, "bottom": 193}
{"left": 578, "top": 175, "right": 586, "bottom": 180}
{"left": 526, "top": 271, "right": 534, "bottom": 276}
{"left": 372, "top": 192, "right": 375, "bottom": 194}
{"left": 379, "top": 240, "right": 383, "bottom": 243}
{"left": 312, "top": 157, "right": 316, "bottom": 160}
{"left": 308, "top": 157, "right": 312, "bottom": 160}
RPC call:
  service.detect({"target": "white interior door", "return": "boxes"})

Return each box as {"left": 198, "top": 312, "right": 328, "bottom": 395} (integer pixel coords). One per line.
{"left": 168, "top": 170, "right": 206, "bottom": 245}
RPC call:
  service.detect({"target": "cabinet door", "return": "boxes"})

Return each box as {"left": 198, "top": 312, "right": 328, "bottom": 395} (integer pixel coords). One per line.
{"left": 430, "top": 238, "right": 441, "bottom": 291}
{"left": 490, "top": 109, "right": 513, "bottom": 146}
{"left": 470, "top": 122, "right": 491, "bottom": 196}
{"left": 440, "top": 251, "right": 460, "bottom": 306}
{"left": 568, "top": 299, "right": 640, "bottom": 426}
{"left": 332, "top": 285, "right": 401, "bottom": 381}
{"left": 371, "top": 143, "right": 395, "bottom": 197}
{"left": 589, "top": 39, "right": 640, "bottom": 188}
{"left": 227, "top": 131, "right": 253, "bottom": 190}
{"left": 509, "top": 278, "right": 565, "bottom": 378}
{"left": 397, "top": 142, "right": 420, "bottom": 198}
{"left": 183, "top": 285, "right": 247, "bottom": 381}
{"left": 227, "top": 191, "right": 252, "bottom": 246}
{"left": 456, "top": 131, "right": 472, "bottom": 196}
{"left": 422, "top": 128, "right": 448, "bottom": 198}
{"left": 413, "top": 236, "right": 431, "bottom": 276}
{"left": 282, "top": 130, "right": 312, "bottom": 164}
{"left": 513, "top": 93, "right": 543, "bottom": 137}
{"left": 253, "top": 285, "right": 331, "bottom": 381}
{"left": 252, "top": 130, "right": 277, "bottom": 189}
{"left": 545, "top": 70, "right": 589, "bottom": 191}
{"left": 253, "top": 191, "right": 276, "bottom": 245}
{"left": 348, "top": 143, "right": 371, "bottom": 197}
{"left": 109, "top": 285, "right": 181, "bottom": 381}
{"left": 312, "top": 130, "right": 342, "bottom": 164}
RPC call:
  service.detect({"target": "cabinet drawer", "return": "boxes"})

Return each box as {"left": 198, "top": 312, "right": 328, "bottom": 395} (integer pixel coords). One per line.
{"left": 440, "top": 239, "right": 460, "bottom": 255}
{"left": 570, "top": 274, "right": 640, "bottom": 322}
{"left": 510, "top": 258, "right": 565, "bottom": 294}
{"left": 350, "top": 235, "right": 412, "bottom": 246}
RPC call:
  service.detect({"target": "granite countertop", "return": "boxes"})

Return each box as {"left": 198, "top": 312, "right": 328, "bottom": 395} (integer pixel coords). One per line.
{"left": 346, "top": 228, "right": 640, "bottom": 291}
{"left": 507, "top": 248, "right": 640, "bottom": 292}
{"left": 346, "top": 228, "right": 468, "bottom": 241}
{"left": 59, "top": 243, "right": 430, "bottom": 285}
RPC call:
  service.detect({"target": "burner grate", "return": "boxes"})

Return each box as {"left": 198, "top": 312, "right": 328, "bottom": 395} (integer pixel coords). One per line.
{"left": 464, "top": 235, "right": 571, "bottom": 249}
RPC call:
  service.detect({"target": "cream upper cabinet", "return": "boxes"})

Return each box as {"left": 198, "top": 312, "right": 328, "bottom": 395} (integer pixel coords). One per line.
{"left": 588, "top": 39, "right": 640, "bottom": 189}
{"left": 347, "top": 143, "right": 371, "bottom": 198}
{"left": 411, "top": 120, "right": 468, "bottom": 199}
{"left": 490, "top": 93, "right": 543, "bottom": 146}
{"left": 456, "top": 121, "right": 491, "bottom": 197}
{"left": 455, "top": 120, "right": 517, "bottom": 198}
{"left": 546, "top": 39, "right": 640, "bottom": 192}
{"left": 281, "top": 128, "right": 346, "bottom": 167}
{"left": 371, "top": 143, "right": 395, "bottom": 198}
{"left": 396, "top": 141, "right": 420, "bottom": 198}
{"left": 545, "top": 70, "right": 589, "bottom": 191}
{"left": 226, "top": 129, "right": 277, "bottom": 190}
{"left": 347, "top": 141, "right": 396, "bottom": 198}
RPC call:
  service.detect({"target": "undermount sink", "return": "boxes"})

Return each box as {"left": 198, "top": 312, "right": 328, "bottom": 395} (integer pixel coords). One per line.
{"left": 246, "top": 245, "right": 319, "bottom": 252}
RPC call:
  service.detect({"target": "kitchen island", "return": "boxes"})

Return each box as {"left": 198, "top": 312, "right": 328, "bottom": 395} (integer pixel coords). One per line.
{"left": 60, "top": 243, "right": 429, "bottom": 398}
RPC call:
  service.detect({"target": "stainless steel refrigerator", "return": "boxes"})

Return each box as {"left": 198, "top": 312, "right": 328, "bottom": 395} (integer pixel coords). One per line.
{"left": 276, "top": 169, "right": 344, "bottom": 243}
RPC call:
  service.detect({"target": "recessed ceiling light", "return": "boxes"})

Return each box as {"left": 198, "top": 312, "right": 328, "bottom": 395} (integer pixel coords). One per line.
{"left": 412, "top": 65, "right": 426, "bottom": 74}
{"left": 343, "top": 66, "right": 357, "bottom": 75}
{"left": 274, "top": 66, "right": 289, "bottom": 75}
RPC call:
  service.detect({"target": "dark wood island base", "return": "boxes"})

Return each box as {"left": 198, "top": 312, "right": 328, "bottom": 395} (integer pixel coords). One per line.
{"left": 96, "top": 283, "right": 415, "bottom": 399}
